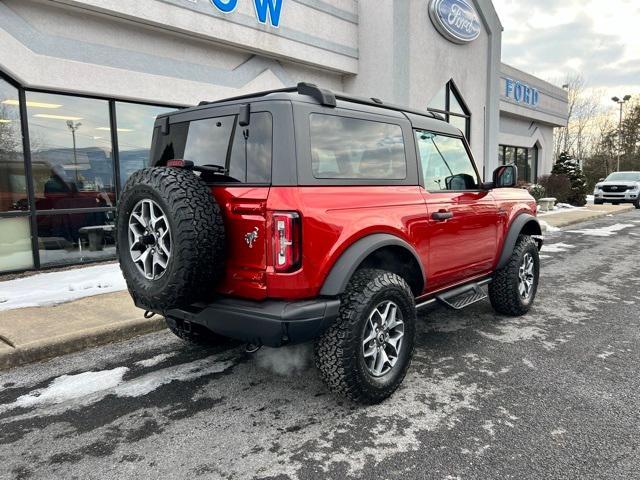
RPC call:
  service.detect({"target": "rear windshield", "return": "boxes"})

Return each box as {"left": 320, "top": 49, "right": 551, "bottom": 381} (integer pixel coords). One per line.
{"left": 152, "top": 111, "right": 272, "bottom": 183}
{"left": 309, "top": 114, "right": 407, "bottom": 180}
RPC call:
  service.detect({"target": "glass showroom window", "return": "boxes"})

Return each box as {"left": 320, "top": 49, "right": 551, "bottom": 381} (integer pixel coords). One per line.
{"left": 115, "top": 102, "right": 175, "bottom": 187}
{"left": 26, "top": 91, "right": 116, "bottom": 266}
{"left": 428, "top": 80, "right": 471, "bottom": 141}
{"left": 499, "top": 145, "right": 538, "bottom": 184}
{"left": 0, "top": 77, "right": 33, "bottom": 272}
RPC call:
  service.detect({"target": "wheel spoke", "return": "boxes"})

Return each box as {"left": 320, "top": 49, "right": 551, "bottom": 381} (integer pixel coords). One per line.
{"left": 373, "top": 348, "right": 388, "bottom": 375}
{"left": 363, "top": 319, "right": 377, "bottom": 345}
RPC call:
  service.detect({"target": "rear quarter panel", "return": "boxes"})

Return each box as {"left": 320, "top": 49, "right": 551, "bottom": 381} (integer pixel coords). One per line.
{"left": 265, "top": 186, "right": 429, "bottom": 300}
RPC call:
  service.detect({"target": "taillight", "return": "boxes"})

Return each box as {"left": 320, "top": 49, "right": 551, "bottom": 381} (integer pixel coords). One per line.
{"left": 273, "top": 212, "right": 301, "bottom": 272}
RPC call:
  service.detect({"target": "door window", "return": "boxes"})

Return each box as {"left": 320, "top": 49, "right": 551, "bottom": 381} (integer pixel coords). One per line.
{"left": 309, "top": 114, "right": 406, "bottom": 180}
{"left": 415, "top": 131, "right": 479, "bottom": 191}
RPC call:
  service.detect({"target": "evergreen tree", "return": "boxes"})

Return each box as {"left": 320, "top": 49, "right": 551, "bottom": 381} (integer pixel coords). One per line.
{"left": 551, "top": 151, "right": 589, "bottom": 206}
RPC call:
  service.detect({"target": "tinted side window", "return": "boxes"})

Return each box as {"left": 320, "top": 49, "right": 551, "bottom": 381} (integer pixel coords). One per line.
{"left": 415, "top": 131, "right": 478, "bottom": 191}
{"left": 229, "top": 112, "right": 272, "bottom": 183}
{"left": 183, "top": 115, "right": 236, "bottom": 168}
{"left": 152, "top": 112, "right": 272, "bottom": 183}
{"left": 310, "top": 114, "right": 406, "bottom": 180}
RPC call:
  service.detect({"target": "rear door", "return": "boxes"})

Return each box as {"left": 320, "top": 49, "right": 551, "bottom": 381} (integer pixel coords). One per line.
{"left": 414, "top": 130, "right": 499, "bottom": 290}
{"left": 151, "top": 104, "right": 276, "bottom": 300}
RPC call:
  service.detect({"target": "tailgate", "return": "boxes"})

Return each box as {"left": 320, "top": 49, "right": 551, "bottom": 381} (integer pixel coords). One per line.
{"left": 211, "top": 186, "right": 270, "bottom": 300}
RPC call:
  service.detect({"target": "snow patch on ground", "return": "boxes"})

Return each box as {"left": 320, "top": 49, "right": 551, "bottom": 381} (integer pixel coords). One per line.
{"left": 4, "top": 368, "right": 128, "bottom": 412}
{"left": 539, "top": 219, "right": 560, "bottom": 233}
{"left": 597, "top": 351, "right": 615, "bottom": 360}
{"left": 542, "top": 242, "right": 576, "bottom": 253}
{"left": 135, "top": 352, "right": 177, "bottom": 368}
{"left": 0, "top": 353, "right": 238, "bottom": 419}
{"left": 0, "top": 263, "right": 126, "bottom": 311}
{"left": 566, "top": 223, "right": 636, "bottom": 238}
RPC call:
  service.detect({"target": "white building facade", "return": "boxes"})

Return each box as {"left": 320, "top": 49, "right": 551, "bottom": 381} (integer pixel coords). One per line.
{"left": 0, "top": 0, "right": 568, "bottom": 273}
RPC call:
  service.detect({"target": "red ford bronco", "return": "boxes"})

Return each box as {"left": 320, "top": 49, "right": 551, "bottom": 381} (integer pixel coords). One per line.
{"left": 117, "top": 83, "right": 542, "bottom": 404}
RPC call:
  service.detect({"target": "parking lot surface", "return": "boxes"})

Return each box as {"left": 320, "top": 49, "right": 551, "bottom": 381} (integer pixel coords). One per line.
{"left": 1, "top": 212, "right": 639, "bottom": 480}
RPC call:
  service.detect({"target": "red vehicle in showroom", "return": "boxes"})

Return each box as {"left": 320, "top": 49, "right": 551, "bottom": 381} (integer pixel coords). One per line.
{"left": 117, "top": 83, "right": 542, "bottom": 404}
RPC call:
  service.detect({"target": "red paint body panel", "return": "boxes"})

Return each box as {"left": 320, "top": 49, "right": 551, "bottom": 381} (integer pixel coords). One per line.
{"left": 210, "top": 185, "right": 537, "bottom": 302}
{"left": 210, "top": 186, "right": 270, "bottom": 300}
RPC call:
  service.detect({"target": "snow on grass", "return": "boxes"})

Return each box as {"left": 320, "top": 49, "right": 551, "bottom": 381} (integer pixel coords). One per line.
{"left": 566, "top": 223, "right": 636, "bottom": 238}
{"left": 0, "top": 263, "right": 126, "bottom": 311}
{"left": 542, "top": 242, "right": 576, "bottom": 253}
{"left": 538, "top": 206, "right": 587, "bottom": 216}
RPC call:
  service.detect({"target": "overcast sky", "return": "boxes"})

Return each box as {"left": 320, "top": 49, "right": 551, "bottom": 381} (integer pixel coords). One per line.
{"left": 492, "top": 0, "right": 640, "bottom": 103}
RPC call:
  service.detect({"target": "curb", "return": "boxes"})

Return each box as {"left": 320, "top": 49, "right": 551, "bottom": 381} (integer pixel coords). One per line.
{"left": 540, "top": 205, "right": 635, "bottom": 229}
{"left": 0, "top": 315, "right": 166, "bottom": 371}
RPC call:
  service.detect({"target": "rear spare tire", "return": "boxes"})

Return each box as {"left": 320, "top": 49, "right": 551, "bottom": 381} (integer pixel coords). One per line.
{"left": 116, "top": 167, "right": 225, "bottom": 311}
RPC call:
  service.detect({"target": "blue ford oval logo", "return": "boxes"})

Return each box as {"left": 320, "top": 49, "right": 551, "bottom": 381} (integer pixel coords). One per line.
{"left": 429, "top": 0, "right": 481, "bottom": 44}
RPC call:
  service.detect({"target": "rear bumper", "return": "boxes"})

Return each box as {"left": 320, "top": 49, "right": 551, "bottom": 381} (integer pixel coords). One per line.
{"left": 163, "top": 297, "right": 341, "bottom": 347}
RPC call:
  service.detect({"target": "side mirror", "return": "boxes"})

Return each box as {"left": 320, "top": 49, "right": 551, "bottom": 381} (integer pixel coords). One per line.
{"left": 598, "top": 177, "right": 605, "bottom": 182}
{"left": 493, "top": 164, "right": 518, "bottom": 188}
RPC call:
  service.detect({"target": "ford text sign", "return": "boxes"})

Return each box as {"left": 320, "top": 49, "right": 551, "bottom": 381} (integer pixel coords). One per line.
{"left": 505, "top": 78, "right": 540, "bottom": 107}
{"left": 428, "top": 0, "right": 481, "bottom": 44}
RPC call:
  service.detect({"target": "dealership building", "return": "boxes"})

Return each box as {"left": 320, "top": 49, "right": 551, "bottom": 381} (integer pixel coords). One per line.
{"left": 0, "top": 0, "right": 568, "bottom": 273}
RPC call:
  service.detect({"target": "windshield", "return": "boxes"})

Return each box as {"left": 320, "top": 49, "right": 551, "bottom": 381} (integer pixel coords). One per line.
{"left": 605, "top": 172, "right": 640, "bottom": 182}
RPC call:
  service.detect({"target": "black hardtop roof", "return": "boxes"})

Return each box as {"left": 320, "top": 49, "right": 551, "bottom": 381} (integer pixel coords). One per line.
{"left": 156, "top": 83, "right": 459, "bottom": 134}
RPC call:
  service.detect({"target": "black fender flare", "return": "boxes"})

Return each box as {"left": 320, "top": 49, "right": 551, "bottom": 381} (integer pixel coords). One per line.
{"left": 496, "top": 214, "right": 542, "bottom": 270}
{"left": 319, "top": 233, "right": 425, "bottom": 296}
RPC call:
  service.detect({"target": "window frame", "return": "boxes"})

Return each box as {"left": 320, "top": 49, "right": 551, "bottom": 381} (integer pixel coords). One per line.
{"left": 294, "top": 104, "right": 419, "bottom": 187}
{"left": 414, "top": 129, "right": 483, "bottom": 193}
{"left": 0, "top": 68, "right": 183, "bottom": 272}
{"left": 156, "top": 104, "right": 275, "bottom": 187}
{"left": 498, "top": 144, "right": 539, "bottom": 184}
{"left": 427, "top": 80, "right": 471, "bottom": 142}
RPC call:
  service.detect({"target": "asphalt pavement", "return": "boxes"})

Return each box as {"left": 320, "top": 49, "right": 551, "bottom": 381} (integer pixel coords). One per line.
{"left": 1, "top": 211, "right": 640, "bottom": 480}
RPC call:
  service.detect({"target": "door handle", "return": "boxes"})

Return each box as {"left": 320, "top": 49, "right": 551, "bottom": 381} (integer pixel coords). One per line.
{"left": 432, "top": 210, "right": 454, "bottom": 221}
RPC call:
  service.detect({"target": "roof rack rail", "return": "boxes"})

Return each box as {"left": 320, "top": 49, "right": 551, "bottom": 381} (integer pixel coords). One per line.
{"left": 197, "top": 83, "right": 441, "bottom": 120}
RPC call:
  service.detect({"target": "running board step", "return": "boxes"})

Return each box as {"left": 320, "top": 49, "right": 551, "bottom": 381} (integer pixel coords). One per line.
{"left": 436, "top": 284, "right": 488, "bottom": 310}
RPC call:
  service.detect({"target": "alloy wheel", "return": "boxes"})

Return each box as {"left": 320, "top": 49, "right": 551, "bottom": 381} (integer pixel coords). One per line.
{"left": 362, "top": 300, "right": 405, "bottom": 377}
{"left": 128, "top": 199, "right": 171, "bottom": 280}
{"left": 518, "top": 253, "right": 535, "bottom": 300}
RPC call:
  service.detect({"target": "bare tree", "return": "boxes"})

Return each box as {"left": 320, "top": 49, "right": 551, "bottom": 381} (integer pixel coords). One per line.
{"left": 553, "top": 74, "right": 602, "bottom": 162}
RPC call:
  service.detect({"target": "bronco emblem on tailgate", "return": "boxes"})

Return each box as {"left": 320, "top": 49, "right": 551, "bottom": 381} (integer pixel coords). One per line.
{"left": 244, "top": 227, "right": 259, "bottom": 248}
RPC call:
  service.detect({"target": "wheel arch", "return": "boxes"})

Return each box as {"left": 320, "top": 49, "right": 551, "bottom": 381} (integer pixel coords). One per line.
{"left": 319, "top": 234, "right": 425, "bottom": 297}
{"left": 496, "top": 213, "right": 542, "bottom": 270}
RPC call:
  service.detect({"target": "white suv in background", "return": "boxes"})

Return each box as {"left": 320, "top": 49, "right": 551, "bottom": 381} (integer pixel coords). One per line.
{"left": 594, "top": 172, "right": 640, "bottom": 209}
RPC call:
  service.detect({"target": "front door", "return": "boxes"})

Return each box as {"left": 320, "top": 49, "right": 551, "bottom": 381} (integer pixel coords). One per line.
{"left": 414, "top": 130, "right": 499, "bottom": 291}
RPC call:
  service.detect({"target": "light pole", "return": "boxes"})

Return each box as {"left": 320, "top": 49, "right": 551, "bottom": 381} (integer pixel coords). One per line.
{"left": 611, "top": 95, "right": 631, "bottom": 172}
{"left": 66, "top": 120, "right": 82, "bottom": 183}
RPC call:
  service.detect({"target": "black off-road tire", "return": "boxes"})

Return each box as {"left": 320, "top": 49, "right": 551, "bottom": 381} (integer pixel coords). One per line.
{"left": 117, "top": 167, "right": 225, "bottom": 311}
{"left": 314, "top": 269, "right": 416, "bottom": 404}
{"left": 634, "top": 199, "right": 640, "bottom": 209}
{"left": 594, "top": 199, "right": 604, "bottom": 205}
{"left": 489, "top": 235, "right": 540, "bottom": 316}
